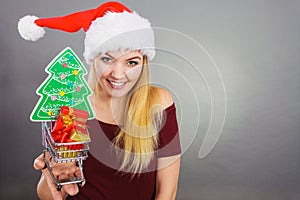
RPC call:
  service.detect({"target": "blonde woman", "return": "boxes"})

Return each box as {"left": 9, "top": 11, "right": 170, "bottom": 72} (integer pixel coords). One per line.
{"left": 22, "top": 2, "right": 181, "bottom": 200}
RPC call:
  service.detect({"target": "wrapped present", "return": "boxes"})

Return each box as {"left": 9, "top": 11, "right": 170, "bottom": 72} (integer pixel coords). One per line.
{"left": 51, "top": 106, "right": 90, "bottom": 144}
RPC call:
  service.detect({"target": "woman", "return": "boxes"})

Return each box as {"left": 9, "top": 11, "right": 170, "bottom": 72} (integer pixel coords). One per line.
{"left": 19, "top": 2, "right": 181, "bottom": 199}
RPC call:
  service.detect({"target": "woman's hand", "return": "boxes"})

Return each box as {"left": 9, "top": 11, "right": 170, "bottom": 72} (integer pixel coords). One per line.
{"left": 33, "top": 151, "right": 83, "bottom": 200}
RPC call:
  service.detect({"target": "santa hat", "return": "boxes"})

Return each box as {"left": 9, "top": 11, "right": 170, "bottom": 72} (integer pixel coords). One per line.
{"left": 17, "top": 1, "right": 155, "bottom": 64}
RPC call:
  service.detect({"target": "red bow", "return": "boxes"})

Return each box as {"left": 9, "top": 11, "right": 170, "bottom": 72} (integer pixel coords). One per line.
{"left": 51, "top": 115, "right": 76, "bottom": 143}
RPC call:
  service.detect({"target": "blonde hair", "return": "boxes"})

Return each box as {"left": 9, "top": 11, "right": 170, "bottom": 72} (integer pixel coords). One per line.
{"left": 88, "top": 55, "right": 163, "bottom": 175}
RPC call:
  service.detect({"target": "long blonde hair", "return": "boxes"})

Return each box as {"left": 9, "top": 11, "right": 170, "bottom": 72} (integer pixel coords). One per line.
{"left": 88, "top": 55, "right": 163, "bottom": 175}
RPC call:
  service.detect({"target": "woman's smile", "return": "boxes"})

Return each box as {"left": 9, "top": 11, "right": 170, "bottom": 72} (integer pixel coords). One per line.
{"left": 106, "top": 79, "right": 127, "bottom": 89}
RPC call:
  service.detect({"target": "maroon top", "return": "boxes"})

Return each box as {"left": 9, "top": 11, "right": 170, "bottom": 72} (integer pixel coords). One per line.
{"left": 67, "top": 103, "right": 181, "bottom": 200}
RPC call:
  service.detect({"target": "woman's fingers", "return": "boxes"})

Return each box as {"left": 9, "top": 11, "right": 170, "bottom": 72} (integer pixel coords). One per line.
{"left": 60, "top": 173, "right": 79, "bottom": 196}
{"left": 33, "top": 152, "right": 48, "bottom": 170}
{"left": 34, "top": 151, "right": 81, "bottom": 199}
{"left": 74, "top": 169, "right": 86, "bottom": 187}
{"left": 33, "top": 155, "right": 44, "bottom": 170}
{"left": 42, "top": 170, "right": 64, "bottom": 200}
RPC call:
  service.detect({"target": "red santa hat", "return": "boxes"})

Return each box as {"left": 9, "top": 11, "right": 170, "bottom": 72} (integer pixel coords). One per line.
{"left": 17, "top": 1, "right": 155, "bottom": 64}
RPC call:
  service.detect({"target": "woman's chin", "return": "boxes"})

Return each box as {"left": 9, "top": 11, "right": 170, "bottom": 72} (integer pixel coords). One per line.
{"left": 107, "top": 88, "right": 130, "bottom": 98}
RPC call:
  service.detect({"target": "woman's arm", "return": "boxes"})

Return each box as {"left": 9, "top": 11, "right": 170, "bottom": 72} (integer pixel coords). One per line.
{"left": 154, "top": 87, "right": 181, "bottom": 199}
{"left": 155, "top": 155, "right": 181, "bottom": 200}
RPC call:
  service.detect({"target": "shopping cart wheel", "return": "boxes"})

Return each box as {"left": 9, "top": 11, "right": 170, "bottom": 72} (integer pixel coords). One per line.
{"left": 77, "top": 181, "right": 83, "bottom": 187}
{"left": 57, "top": 184, "right": 62, "bottom": 191}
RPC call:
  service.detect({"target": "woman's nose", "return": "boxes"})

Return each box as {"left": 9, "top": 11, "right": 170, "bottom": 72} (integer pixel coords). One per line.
{"left": 110, "top": 61, "right": 125, "bottom": 79}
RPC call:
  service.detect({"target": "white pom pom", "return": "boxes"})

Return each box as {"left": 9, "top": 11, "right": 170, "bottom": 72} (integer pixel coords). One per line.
{"left": 18, "top": 15, "right": 45, "bottom": 41}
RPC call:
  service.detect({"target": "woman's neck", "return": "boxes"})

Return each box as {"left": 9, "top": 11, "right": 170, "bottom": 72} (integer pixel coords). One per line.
{"left": 92, "top": 91, "right": 126, "bottom": 125}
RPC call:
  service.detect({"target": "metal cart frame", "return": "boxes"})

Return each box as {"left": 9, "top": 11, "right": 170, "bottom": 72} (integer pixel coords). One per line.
{"left": 41, "top": 121, "right": 90, "bottom": 190}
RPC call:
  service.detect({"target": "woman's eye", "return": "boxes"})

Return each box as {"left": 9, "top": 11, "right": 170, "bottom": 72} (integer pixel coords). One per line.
{"left": 127, "top": 61, "right": 139, "bottom": 66}
{"left": 101, "top": 57, "right": 113, "bottom": 63}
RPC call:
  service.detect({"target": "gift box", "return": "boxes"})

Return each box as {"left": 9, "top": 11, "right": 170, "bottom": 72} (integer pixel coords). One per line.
{"left": 51, "top": 106, "right": 90, "bottom": 145}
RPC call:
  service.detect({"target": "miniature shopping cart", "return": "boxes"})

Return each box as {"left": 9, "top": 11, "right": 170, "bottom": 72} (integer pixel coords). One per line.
{"left": 42, "top": 121, "right": 90, "bottom": 191}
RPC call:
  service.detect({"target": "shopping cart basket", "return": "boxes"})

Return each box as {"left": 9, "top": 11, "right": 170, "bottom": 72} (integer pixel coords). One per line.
{"left": 42, "top": 121, "right": 90, "bottom": 190}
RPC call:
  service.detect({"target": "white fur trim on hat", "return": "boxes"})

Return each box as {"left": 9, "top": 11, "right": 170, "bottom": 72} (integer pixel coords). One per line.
{"left": 18, "top": 15, "right": 45, "bottom": 41}
{"left": 84, "top": 11, "right": 155, "bottom": 64}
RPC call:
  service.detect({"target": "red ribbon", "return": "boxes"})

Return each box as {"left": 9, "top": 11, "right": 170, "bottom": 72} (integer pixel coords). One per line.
{"left": 51, "top": 115, "right": 76, "bottom": 143}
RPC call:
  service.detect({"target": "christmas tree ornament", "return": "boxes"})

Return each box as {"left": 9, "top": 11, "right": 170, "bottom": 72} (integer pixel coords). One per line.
{"left": 17, "top": 1, "right": 155, "bottom": 65}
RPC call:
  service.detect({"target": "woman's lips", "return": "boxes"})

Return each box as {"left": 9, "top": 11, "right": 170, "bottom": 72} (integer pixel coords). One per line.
{"left": 107, "top": 79, "right": 126, "bottom": 89}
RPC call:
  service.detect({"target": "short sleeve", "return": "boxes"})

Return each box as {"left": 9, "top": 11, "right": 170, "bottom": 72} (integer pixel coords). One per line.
{"left": 156, "top": 103, "right": 181, "bottom": 158}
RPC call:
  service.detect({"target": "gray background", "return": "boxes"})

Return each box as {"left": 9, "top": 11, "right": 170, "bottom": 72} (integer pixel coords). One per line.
{"left": 1, "top": 0, "right": 300, "bottom": 199}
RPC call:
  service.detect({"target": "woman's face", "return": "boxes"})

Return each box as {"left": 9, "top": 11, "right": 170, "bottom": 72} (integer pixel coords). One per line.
{"left": 94, "top": 49, "right": 144, "bottom": 98}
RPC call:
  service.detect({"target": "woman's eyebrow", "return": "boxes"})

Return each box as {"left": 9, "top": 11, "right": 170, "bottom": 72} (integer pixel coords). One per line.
{"left": 105, "top": 53, "right": 141, "bottom": 61}
{"left": 125, "top": 56, "right": 141, "bottom": 61}
{"left": 105, "top": 52, "right": 115, "bottom": 59}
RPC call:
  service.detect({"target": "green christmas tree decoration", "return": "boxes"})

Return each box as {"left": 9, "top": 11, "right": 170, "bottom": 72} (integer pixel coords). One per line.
{"left": 30, "top": 47, "right": 95, "bottom": 121}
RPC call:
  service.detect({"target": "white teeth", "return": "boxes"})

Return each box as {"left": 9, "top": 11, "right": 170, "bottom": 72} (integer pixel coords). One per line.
{"left": 109, "top": 80, "right": 125, "bottom": 87}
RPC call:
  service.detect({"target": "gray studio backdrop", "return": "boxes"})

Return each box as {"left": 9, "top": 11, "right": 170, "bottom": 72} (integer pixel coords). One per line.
{"left": 1, "top": 0, "right": 300, "bottom": 199}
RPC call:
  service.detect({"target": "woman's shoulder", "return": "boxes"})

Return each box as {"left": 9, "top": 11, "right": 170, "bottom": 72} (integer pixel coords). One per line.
{"left": 150, "top": 86, "right": 174, "bottom": 110}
